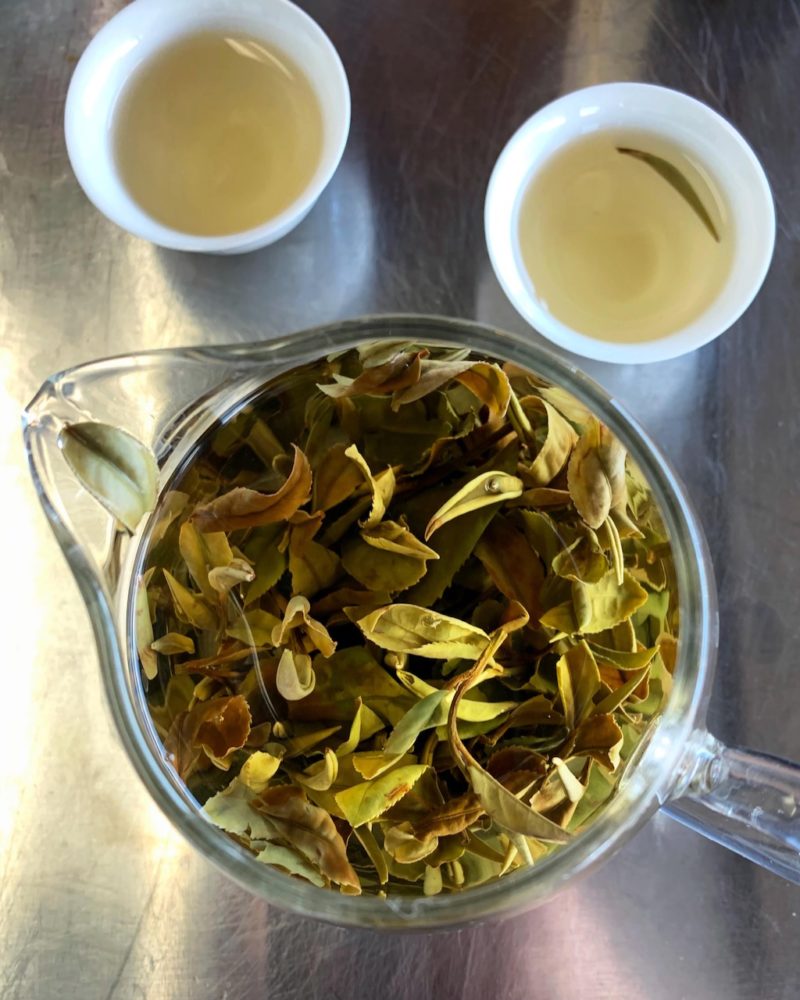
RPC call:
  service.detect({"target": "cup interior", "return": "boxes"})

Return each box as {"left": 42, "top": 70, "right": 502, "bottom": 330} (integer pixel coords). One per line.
{"left": 485, "top": 83, "right": 775, "bottom": 363}
{"left": 64, "top": 0, "right": 350, "bottom": 252}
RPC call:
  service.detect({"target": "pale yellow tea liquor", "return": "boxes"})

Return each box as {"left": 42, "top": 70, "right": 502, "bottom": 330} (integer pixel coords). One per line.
{"left": 517, "top": 131, "right": 733, "bottom": 343}
{"left": 113, "top": 32, "right": 324, "bottom": 236}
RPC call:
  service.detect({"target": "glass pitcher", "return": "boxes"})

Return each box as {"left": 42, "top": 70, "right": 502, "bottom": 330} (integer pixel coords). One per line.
{"left": 22, "top": 315, "right": 800, "bottom": 929}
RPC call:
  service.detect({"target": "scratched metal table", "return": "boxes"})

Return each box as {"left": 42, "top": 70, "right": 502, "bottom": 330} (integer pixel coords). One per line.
{"left": 2, "top": 0, "right": 799, "bottom": 997}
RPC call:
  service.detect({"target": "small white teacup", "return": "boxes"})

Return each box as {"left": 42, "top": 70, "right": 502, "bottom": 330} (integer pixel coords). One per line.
{"left": 65, "top": 0, "right": 350, "bottom": 254}
{"left": 485, "top": 83, "right": 775, "bottom": 364}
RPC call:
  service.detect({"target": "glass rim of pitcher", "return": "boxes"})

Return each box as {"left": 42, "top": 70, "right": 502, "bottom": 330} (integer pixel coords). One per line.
{"left": 25, "top": 314, "right": 717, "bottom": 928}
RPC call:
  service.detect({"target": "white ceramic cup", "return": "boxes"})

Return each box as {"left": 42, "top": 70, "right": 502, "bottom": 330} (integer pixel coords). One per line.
{"left": 65, "top": 0, "right": 351, "bottom": 254}
{"left": 485, "top": 83, "right": 775, "bottom": 363}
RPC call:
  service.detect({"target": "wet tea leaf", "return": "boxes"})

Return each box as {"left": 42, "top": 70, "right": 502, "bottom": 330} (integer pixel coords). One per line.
{"left": 59, "top": 421, "right": 158, "bottom": 532}
{"left": 255, "top": 785, "right": 360, "bottom": 890}
{"left": 139, "top": 341, "right": 677, "bottom": 898}
{"left": 617, "top": 146, "right": 720, "bottom": 241}
{"left": 425, "top": 471, "right": 523, "bottom": 540}
{"left": 255, "top": 843, "right": 327, "bottom": 887}
{"left": 192, "top": 445, "right": 312, "bottom": 531}
{"left": 335, "top": 765, "right": 429, "bottom": 827}
{"left": 150, "top": 632, "right": 195, "bottom": 656}
{"left": 276, "top": 649, "right": 316, "bottom": 701}
{"left": 567, "top": 418, "right": 627, "bottom": 530}
{"left": 355, "top": 605, "right": 490, "bottom": 659}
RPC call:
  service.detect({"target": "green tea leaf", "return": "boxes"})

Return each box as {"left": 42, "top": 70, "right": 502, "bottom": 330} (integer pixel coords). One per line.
{"left": 384, "top": 690, "right": 451, "bottom": 755}
{"left": 204, "top": 778, "right": 276, "bottom": 840}
{"left": 355, "top": 605, "right": 490, "bottom": 659}
{"left": 335, "top": 764, "right": 428, "bottom": 827}
{"left": 575, "top": 570, "right": 648, "bottom": 634}
{"left": 59, "top": 421, "right": 158, "bottom": 532}
{"left": 425, "top": 471, "right": 523, "bottom": 540}
{"left": 255, "top": 843, "right": 327, "bottom": 887}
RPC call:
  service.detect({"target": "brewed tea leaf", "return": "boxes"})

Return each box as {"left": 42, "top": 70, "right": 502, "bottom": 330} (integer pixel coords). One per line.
{"left": 59, "top": 421, "right": 158, "bottom": 532}
{"left": 192, "top": 445, "right": 312, "bottom": 531}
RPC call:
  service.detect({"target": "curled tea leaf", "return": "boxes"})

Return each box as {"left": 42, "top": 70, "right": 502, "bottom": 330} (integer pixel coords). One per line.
{"left": 294, "top": 748, "right": 339, "bottom": 791}
{"left": 425, "top": 471, "right": 523, "bottom": 540}
{"left": 192, "top": 445, "right": 312, "bottom": 532}
{"left": 208, "top": 557, "right": 255, "bottom": 594}
{"left": 239, "top": 750, "right": 282, "bottom": 793}
{"left": 276, "top": 649, "right": 316, "bottom": 701}
{"left": 59, "top": 421, "right": 158, "bottom": 532}
{"left": 344, "top": 443, "right": 395, "bottom": 529}
{"left": 150, "top": 632, "right": 195, "bottom": 656}
{"left": 272, "top": 596, "right": 336, "bottom": 657}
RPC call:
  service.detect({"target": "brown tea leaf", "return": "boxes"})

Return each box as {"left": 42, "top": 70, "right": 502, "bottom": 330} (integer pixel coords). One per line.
{"left": 474, "top": 516, "right": 544, "bottom": 623}
{"left": 255, "top": 786, "right": 361, "bottom": 890}
{"left": 165, "top": 695, "right": 252, "bottom": 778}
{"left": 318, "top": 350, "right": 426, "bottom": 399}
{"left": 192, "top": 445, "right": 312, "bottom": 531}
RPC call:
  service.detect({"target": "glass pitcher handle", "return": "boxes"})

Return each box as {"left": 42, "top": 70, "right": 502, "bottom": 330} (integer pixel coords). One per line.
{"left": 666, "top": 731, "right": 800, "bottom": 884}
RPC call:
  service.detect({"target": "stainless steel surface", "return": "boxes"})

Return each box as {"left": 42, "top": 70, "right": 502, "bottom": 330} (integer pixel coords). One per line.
{"left": 2, "top": 0, "right": 798, "bottom": 996}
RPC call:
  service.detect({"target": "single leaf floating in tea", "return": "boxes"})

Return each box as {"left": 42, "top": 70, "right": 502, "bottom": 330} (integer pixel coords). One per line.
{"left": 616, "top": 146, "right": 721, "bottom": 242}
{"left": 137, "top": 341, "right": 678, "bottom": 896}
{"left": 59, "top": 421, "right": 158, "bottom": 533}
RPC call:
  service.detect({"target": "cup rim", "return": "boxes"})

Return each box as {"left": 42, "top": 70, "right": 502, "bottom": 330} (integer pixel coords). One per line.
{"left": 64, "top": 0, "right": 351, "bottom": 253}
{"left": 484, "top": 82, "right": 776, "bottom": 364}
{"left": 24, "top": 314, "right": 717, "bottom": 928}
